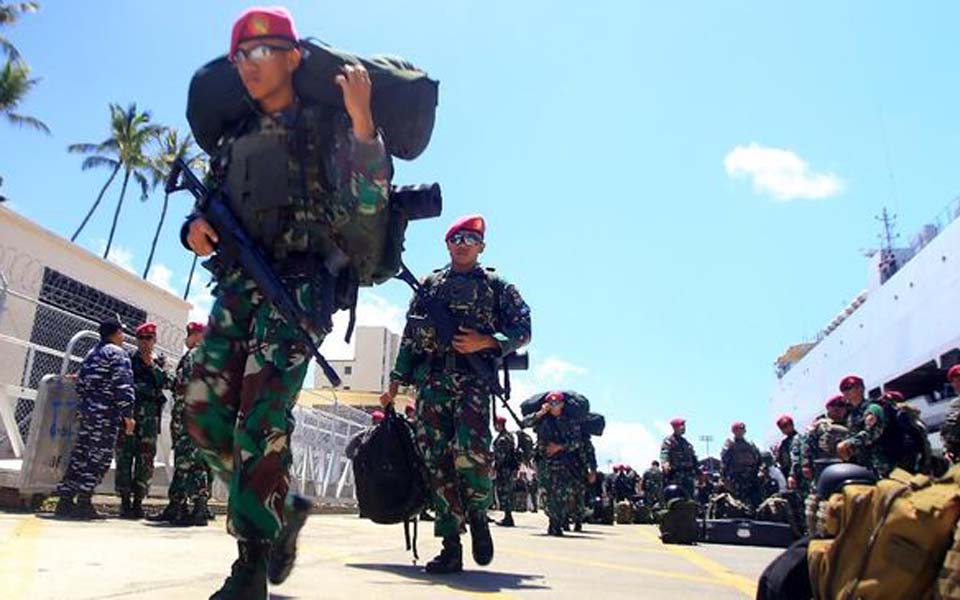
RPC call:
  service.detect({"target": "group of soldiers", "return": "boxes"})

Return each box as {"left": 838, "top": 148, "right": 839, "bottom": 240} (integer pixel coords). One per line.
{"left": 54, "top": 320, "right": 212, "bottom": 526}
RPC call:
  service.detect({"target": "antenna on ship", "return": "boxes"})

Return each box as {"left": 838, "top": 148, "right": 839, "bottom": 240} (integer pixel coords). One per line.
{"left": 875, "top": 207, "right": 900, "bottom": 283}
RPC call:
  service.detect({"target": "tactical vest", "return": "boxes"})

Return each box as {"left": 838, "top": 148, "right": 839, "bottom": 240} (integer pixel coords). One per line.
{"left": 223, "top": 106, "right": 390, "bottom": 283}
{"left": 667, "top": 436, "right": 696, "bottom": 470}
{"left": 415, "top": 266, "right": 503, "bottom": 357}
{"left": 727, "top": 440, "right": 760, "bottom": 474}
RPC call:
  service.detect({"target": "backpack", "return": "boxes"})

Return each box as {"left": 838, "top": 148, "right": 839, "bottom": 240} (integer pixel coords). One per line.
{"left": 187, "top": 39, "right": 438, "bottom": 159}
{"left": 352, "top": 406, "right": 430, "bottom": 556}
{"left": 708, "top": 492, "right": 754, "bottom": 519}
{"left": 658, "top": 498, "right": 699, "bottom": 544}
{"left": 520, "top": 391, "right": 590, "bottom": 420}
{"left": 615, "top": 500, "right": 635, "bottom": 524}
{"left": 807, "top": 466, "right": 960, "bottom": 600}
{"left": 581, "top": 413, "right": 606, "bottom": 437}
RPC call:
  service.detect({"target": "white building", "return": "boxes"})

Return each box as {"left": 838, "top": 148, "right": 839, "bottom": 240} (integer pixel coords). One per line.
{"left": 316, "top": 325, "right": 400, "bottom": 393}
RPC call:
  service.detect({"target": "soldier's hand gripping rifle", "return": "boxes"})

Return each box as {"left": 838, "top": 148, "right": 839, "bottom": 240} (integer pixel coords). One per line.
{"left": 395, "top": 265, "right": 528, "bottom": 428}
{"left": 165, "top": 158, "right": 343, "bottom": 387}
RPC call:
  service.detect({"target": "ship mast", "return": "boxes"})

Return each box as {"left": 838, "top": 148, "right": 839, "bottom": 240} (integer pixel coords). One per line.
{"left": 876, "top": 207, "right": 900, "bottom": 283}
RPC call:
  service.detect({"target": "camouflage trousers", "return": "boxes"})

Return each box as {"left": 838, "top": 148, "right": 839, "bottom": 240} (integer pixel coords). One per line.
{"left": 571, "top": 471, "right": 587, "bottom": 522}
{"left": 495, "top": 468, "right": 517, "bottom": 513}
{"left": 115, "top": 403, "right": 161, "bottom": 498}
{"left": 415, "top": 373, "right": 493, "bottom": 538}
{"left": 539, "top": 458, "right": 578, "bottom": 522}
{"left": 57, "top": 407, "right": 120, "bottom": 496}
{"left": 168, "top": 399, "right": 210, "bottom": 507}
{"left": 186, "top": 272, "right": 319, "bottom": 542}
{"left": 666, "top": 469, "right": 696, "bottom": 500}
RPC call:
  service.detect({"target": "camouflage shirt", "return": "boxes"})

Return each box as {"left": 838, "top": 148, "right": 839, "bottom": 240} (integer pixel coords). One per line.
{"left": 493, "top": 430, "right": 518, "bottom": 473}
{"left": 642, "top": 467, "right": 664, "bottom": 496}
{"left": 721, "top": 438, "right": 761, "bottom": 478}
{"left": 844, "top": 400, "right": 888, "bottom": 473}
{"left": 391, "top": 264, "right": 532, "bottom": 386}
{"left": 522, "top": 412, "right": 582, "bottom": 464}
{"left": 130, "top": 349, "right": 172, "bottom": 411}
{"left": 75, "top": 342, "right": 135, "bottom": 419}
{"left": 801, "top": 416, "right": 849, "bottom": 478}
{"left": 776, "top": 432, "right": 796, "bottom": 475}
{"left": 171, "top": 346, "right": 200, "bottom": 440}
{"left": 942, "top": 398, "right": 960, "bottom": 460}
{"left": 660, "top": 434, "right": 698, "bottom": 472}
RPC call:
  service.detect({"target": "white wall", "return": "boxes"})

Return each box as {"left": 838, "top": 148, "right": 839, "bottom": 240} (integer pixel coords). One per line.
{"left": 316, "top": 325, "right": 399, "bottom": 393}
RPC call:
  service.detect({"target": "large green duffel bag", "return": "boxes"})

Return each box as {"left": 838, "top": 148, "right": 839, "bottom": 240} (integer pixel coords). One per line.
{"left": 187, "top": 38, "right": 439, "bottom": 160}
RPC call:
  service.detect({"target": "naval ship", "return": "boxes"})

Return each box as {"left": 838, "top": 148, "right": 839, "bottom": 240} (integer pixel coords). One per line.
{"left": 771, "top": 202, "right": 960, "bottom": 447}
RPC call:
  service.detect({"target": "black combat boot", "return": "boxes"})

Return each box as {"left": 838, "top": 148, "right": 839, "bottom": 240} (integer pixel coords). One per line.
{"left": 190, "top": 499, "right": 210, "bottom": 527}
{"left": 419, "top": 509, "right": 435, "bottom": 522}
{"left": 210, "top": 540, "right": 269, "bottom": 600}
{"left": 119, "top": 494, "right": 134, "bottom": 519}
{"left": 146, "top": 501, "right": 186, "bottom": 523}
{"left": 548, "top": 518, "right": 564, "bottom": 537}
{"left": 54, "top": 494, "right": 75, "bottom": 519}
{"left": 497, "top": 511, "right": 515, "bottom": 527}
{"left": 73, "top": 494, "right": 107, "bottom": 520}
{"left": 425, "top": 535, "right": 463, "bottom": 574}
{"left": 130, "top": 494, "right": 144, "bottom": 519}
{"left": 468, "top": 510, "right": 494, "bottom": 566}
{"left": 268, "top": 494, "right": 312, "bottom": 585}
{"left": 573, "top": 520, "right": 583, "bottom": 533}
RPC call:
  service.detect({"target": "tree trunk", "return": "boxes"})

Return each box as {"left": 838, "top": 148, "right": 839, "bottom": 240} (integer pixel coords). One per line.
{"left": 103, "top": 169, "right": 130, "bottom": 259}
{"left": 183, "top": 254, "right": 198, "bottom": 300}
{"left": 71, "top": 161, "right": 121, "bottom": 242}
{"left": 142, "top": 193, "right": 169, "bottom": 278}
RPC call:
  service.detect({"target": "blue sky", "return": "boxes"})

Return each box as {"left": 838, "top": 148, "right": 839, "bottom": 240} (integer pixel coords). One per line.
{"left": 3, "top": 1, "right": 959, "bottom": 467}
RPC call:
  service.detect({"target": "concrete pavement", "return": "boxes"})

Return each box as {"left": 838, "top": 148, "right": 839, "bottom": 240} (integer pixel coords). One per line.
{"left": 0, "top": 510, "right": 781, "bottom": 599}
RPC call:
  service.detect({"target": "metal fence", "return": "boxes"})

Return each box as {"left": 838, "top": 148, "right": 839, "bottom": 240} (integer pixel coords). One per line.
{"left": 0, "top": 249, "right": 369, "bottom": 503}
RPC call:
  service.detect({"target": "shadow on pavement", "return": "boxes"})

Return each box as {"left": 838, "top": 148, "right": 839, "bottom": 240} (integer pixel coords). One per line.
{"left": 347, "top": 562, "right": 549, "bottom": 592}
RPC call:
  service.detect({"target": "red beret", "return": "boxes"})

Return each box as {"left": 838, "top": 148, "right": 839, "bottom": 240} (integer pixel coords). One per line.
{"left": 883, "top": 390, "right": 905, "bottom": 402}
{"left": 404, "top": 402, "right": 416, "bottom": 414}
{"left": 776, "top": 415, "right": 793, "bottom": 428}
{"left": 731, "top": 421, "right": 746, "bottom": 433}
{"left": 545, "top": 391, "right": 565, "bottom": 403}
{"left": 230, "top": 6, "right": 298, "bottom": 58}
{"left": 670, "top": 418, "right": 685, "bottom": 428}
{"left": 445, "top": 214, "right": 486, "bottom": 241}
{"left": 825, "top": 394, "right": 846, "bottom": 409}
{"left": 135, "top": 322, "right": 156, "bottom": 336}
{"left": 949, "top": 365, "right": 960, "bottom": 380}
{"left": 839, "top": 375, "right": 864, "bottom": 391}
{"left": 494, "top": 415, "right": 507, "bottom": 425}
{"left": 186, "top": 321, "right": 207, "bottom": 334}
{"left": 371, "top": 410, "right": 385, "bottom": 424}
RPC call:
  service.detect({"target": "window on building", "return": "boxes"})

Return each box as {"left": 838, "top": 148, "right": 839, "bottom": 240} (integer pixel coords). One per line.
{"left": 344, "top": 366, "right": 353, "bottom": 375}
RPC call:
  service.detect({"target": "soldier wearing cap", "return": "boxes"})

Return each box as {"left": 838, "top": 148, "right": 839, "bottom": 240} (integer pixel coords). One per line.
{"left": 492, "top": 415, "right": 518, "bottom": 527}
{"left": 116, "top": 321, "right": 171, "bottom": 519}
{"left": 942, "top": 366, "right": 960, "bottom": 462}
{"left": 721, "top": 422, "right": 762, "bottom": 508}
{"left": 381, "top": 213, "right": 532, "bottom": 572}
{"left": 660, "top": 418, "right": 698, "bottom": 499}
{"left": 151, "top": 321, "right": 210, "bottom": 526}
{"left": 181, "top": 6, "right": 393, "bottom": 596}
{"left": 835, "top": 375, "right": 892, "bottom": 477}
{"left": 54, "top": 317, "right": 136, "bottom": 520}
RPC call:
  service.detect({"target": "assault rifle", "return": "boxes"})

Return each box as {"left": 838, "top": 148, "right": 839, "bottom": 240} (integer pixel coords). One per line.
{"left": 165, "top": 158, "right": 343, "bottom": 387}
{"left": 395, "top": 265, "right": 528, "bottom": 428}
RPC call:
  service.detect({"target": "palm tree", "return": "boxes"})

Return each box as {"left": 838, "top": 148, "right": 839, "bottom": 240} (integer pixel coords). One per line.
{"left": 0, "top": 2, "right": 38, "bottom": 62}
{"left": 142, "top": 129, "right": 205, "bottom": 278}
{"left": 0, "top": 58, "right": 47, "bottom": 132}
{"left": 68, "top": 103, "right": 164, "bottom": 257}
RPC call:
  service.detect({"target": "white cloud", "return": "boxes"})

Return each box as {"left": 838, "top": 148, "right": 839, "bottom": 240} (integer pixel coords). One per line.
{"left": 593, "top": 420, "right": 663, "bottom": 471}
{"left": 186, "top": 284, "right": 214, "bottom": 324}
{"left": 507, "top": 356, "right": 588, "bottom": 405}
{"left": 95, "top": 239, "right": 136, "bottom": 273}
{"left": 724, "top": 143, "right": 843, "bottom": 201}
{"left": 533, "top": 356, "right": 588, "bottom": 386}
{"left": 319, "top": 291, "right": 407, "bottom": 361}
{"left": 146, "top": 263, "right": 177, "bottom": 295}
{"left": 652, "top": 420, "right": 673, "bottom": 437}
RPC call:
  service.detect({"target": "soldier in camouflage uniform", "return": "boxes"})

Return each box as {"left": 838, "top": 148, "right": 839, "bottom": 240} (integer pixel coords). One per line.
{"left": 116, "top": 322, "right": 171, "bottom": 519}
{"left": 835, "top": 375, "right": 892, "bottom": 477}
{"left": 55, "top": 318, "right": 135, "bottom": 520}
{"left": 381, "top": 214, "right": 532, "bottom": 573}
{"left": 720, "top": 422, "right": 762, "bottom": 508}
{"left": 572, "top": 432, "right": 598, "bottom": 532}
{"left": 660, "top": 418, "right": 698, "bottom": 499}
{"left": 800, "top": 394, "right": 849, "bottom": 533}
{"left": 150, "top": 322, "right": 210, "bottom": 526}
{"left": 775, "top": 415, "right": 797, "bottom": 476}
{"left": 523, "top": 392, "right": 582, "bottom": 536}
{"left": 641, "top": 460, "right": 664, "bottom": 507}
{"left": 182, "top": 8, "right": 393, "bottom": 598}
{"left": 941, "top": 366, "right": 960, "bottom": 462}
{"left": 492, "top": 416, "right": 519, "bottom": 527}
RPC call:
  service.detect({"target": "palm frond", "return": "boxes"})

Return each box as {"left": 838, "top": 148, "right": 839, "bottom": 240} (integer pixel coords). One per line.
{"left": 6, "top": 111, "right": 48, "bottom": 132}
{"left": 81, "top": 155, "right": 119, "bottom": 171}
{"left": 133, "top": 169, "right": 151, "bottom": 199}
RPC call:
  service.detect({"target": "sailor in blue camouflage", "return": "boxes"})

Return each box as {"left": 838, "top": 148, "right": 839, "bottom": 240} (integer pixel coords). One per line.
{"left": 56, "top": 320, "right": 135, "bottom": 501}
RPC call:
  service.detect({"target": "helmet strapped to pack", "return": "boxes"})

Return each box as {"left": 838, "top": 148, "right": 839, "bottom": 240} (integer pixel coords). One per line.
{"left": 816, "top": 463, "right": 877, "bottom": 498}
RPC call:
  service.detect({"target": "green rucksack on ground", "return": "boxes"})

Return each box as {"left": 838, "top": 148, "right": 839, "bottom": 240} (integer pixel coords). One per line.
{"left": 659, "top": 498, "right": 699, "bottom": 545}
